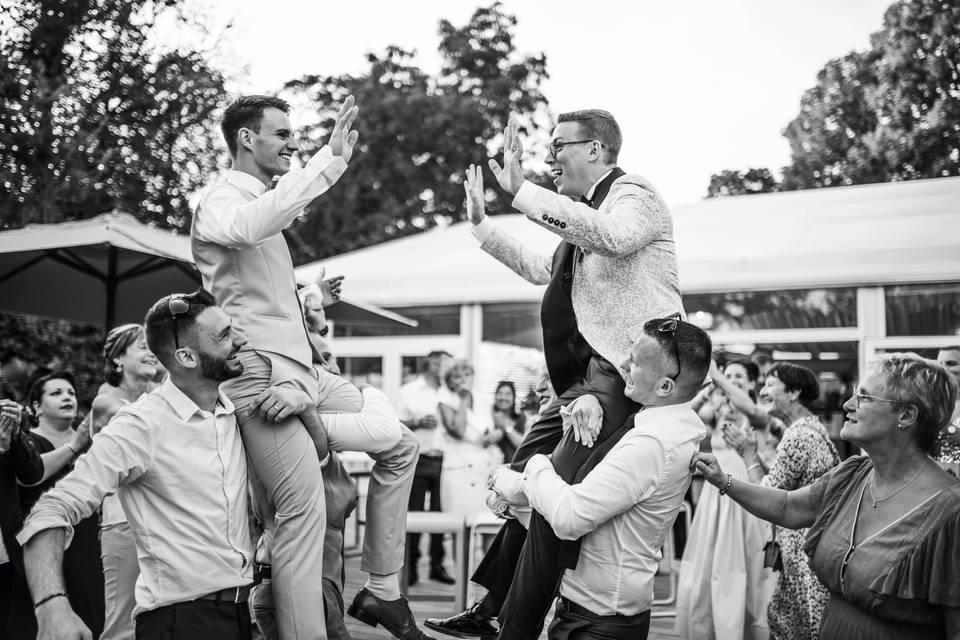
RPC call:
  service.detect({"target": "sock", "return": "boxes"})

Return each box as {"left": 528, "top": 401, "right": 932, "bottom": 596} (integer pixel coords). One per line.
{"left": 477, "top": 594, "right": 501, "bottom": 618}
{"left": 364, "top": 572, "right": 401, "bottom": 601}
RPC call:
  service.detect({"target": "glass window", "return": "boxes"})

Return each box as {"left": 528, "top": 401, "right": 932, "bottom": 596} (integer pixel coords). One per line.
{"left": 482, "top": 302, "right": 543, "bottom": 349}
{"left": 339, "top": 356, "right": 383, "bottom": 389}
{"left": 683, "top": 288, "right": 857, "bottom": 331}
{"left": 333, "top": 305, "right": 461, "bottom": 337}
{"left": 884, "top": 283, "right": 960, "bottom": 336}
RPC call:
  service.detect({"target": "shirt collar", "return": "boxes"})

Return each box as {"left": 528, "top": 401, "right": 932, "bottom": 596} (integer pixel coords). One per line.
{"left": 224, "top": 170, "right": 269, "bottom": 198}
{"left": 156, "top": 378, "right": 235, "bottom": 421}
{"left": 632, "top": 401, "right": 702, "bottom": 439}
{"left": 584, "top": 169, "right": 615, "bottom": 202}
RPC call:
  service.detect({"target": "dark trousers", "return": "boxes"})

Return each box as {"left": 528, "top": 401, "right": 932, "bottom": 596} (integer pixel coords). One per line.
{"left": 136, "top": 600, "right": 252, "bottom": 640}
{"left": 547, "top": 598, "right": 650, "bottom": 640}
{"left": 472, "top": 355, "right": 639, "bottom": 636}
{"left": 406, "top": 454, "right": 444, "bottom": 569}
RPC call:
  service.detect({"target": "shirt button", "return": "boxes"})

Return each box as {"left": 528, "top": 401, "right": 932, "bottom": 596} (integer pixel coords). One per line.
{"left": 547, "top": 217, "right": 555, "bottom": 224}
{"left": 560, "top": 222, "right": 567, "bottom": 228}
{"left": 542, "top": 214, "right": 549, "bottom": 221}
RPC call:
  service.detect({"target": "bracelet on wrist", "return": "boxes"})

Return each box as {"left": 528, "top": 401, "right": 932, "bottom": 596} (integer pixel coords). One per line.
{"left": 34, "top": 592, "right": 68, "bottom": 610}
{"left": 65, "top": 443, "right": 78, "bottom": 457}
{"left": 747, "top": 462, "right": 763, "bottom": 474}
{"left": 718, "top": 473, "right": 733, "bottom": 496}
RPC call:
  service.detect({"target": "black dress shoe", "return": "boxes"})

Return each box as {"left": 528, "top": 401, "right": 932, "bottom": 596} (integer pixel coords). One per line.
{"left": 429, "top": 565, "right": 456, "bottom": 585}
{"left": 424, "top": 601, "right": 499, "bottom": 640}
{"left": 348, "top": 587, "right": 435, "bottom": 640}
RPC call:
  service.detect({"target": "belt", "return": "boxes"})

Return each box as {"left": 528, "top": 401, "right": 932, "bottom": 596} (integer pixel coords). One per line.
{"left": 196, "top": 584, "right": 253, "bottom": 604}
{"left": 556, "top": 597, "right": 650, "bottom": 622}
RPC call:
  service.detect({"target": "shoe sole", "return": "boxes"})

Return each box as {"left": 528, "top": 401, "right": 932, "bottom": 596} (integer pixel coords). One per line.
{"left": 423, "top": 620, "right": 496, "bottom": 640}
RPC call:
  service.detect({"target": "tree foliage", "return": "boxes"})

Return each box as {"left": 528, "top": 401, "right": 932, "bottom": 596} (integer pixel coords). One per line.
{"left": 708, "top": 0, "right": 960, "bottom": 196}
{"left": 281, "top": 3, "right": 552, "bottom": 264}
{"left": 0, "top": 0, "right": 226, "bottom": 229}
{"left": 706, "top": 168, "right": 780, "bottom": 197}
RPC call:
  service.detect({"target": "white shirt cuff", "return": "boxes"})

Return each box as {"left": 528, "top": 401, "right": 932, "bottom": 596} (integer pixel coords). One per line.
{"left": 511, "top": 180, "right": 538, "bottom": 215}
{"left": 524, "top": 453, "right": 553, "bottom": 475}
{"left": 471, "top": 216, "right": 497, "bottom": 243}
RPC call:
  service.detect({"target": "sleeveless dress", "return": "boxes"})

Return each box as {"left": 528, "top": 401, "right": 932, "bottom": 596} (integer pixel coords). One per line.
{"left": 676, "top": 423, "right": 774, "bottom": 640}
{"left": 21, "top": 432, "right": 105, "bottom": 638}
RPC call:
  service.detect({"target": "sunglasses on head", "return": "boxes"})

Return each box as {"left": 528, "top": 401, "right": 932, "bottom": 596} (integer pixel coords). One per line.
{"left": 657, "top": 317, "right": 681, "bottom": 382}
{"left": 168, "top": 295, "right": 190, "bottom": 350}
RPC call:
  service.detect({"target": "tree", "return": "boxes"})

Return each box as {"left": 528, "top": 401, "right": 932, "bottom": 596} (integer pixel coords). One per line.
{"left": 281, "top": 3, "right": 552, "bottom": 264}
{"left": 0, "top": 0, "right": 227, "bottom": 230}
{"left": 706, "top": 168, "right": 780, "bottom": 197}
{"left": 707, "top": 0, "right": 960, "bottom": 195}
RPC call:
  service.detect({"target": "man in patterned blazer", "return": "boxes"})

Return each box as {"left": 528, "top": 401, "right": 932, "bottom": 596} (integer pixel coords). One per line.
{"left": 426, "top": 110, "right": 684, "bottom": 639}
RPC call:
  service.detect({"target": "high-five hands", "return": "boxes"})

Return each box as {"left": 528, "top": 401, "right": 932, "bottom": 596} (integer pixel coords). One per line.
{"left": 464, "top": 164, "right": 487, "bottom": 225}
{"left": 488, "top": 116, "right": 525, "bottom": 196}
{"left": 329, "top": 95, "right": 360, "bottom": 163}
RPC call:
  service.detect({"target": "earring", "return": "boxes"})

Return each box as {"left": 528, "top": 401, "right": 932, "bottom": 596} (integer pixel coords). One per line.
{"left": 896, "top": 422, "right": 907, "bottom": 430}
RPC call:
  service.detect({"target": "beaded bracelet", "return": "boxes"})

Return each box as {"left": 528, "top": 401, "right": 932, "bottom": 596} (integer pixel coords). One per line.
{"left": 34, "top": 592, "right": 67, "bottom": 610}
{"left": 718, "top": 473, "right": 733, "bottom": 496}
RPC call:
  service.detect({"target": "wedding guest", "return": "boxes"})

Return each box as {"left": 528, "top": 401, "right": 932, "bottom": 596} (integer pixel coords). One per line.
{"left": 933, "top": 345, "right": 960, "bottom": 476}
{"left": 695, "top": 352, "right": 960, "bottom": 639}
{"left": 91, "top": 324, "right": 159, "bottom": 640}
{"left": 20, "top": 372, "right": 101, "bottom": 638}
{"left": 490, "top": 381, "right": 526, "bottom": 461}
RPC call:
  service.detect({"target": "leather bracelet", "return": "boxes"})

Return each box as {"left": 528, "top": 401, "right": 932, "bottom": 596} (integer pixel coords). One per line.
{"left": 718, "top": 473, "right": 733, "bottom": 496}
{"left": 65, "top": 443, "right": 78, "bottom": 457}
{"left": 34, "top": 592, "right": 67, "bottom": 610}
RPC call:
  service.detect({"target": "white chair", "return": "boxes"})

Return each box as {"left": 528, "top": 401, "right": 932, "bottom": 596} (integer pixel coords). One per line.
{"left": 400, "top": 512, "right": 467, "bottom": 613}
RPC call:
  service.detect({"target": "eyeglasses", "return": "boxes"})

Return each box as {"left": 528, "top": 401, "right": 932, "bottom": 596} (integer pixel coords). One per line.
{"left": 852, "top": 386, "right": 901, "bottom": 409}
{"left": 547, "top": 139, "right": 597, "bottom": 158}
{"left": 168, "top": 295, "right": 190, "bottom": 350}
{"left": 658, "top": 317, "right": 681, "bottom": 382}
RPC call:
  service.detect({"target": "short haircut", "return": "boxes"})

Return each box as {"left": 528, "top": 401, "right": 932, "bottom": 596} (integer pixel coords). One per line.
{"left": 144, "top": 289, "right": 219, "bottom": 365}
{"left": 767, "top": 362, "right": 820, "bottom": 408}
{"left": 426, "top": 350, "right": 452, "bottom": 361}
{"left": 557, "top": 109, "right": 622, "bottom": 163}
{"left": 221, "top": 95, "right": 291, "bottom": 156}
{"left": 871, "top": 352, "right": 958, "bottom": 452}
{"left": 28, "top": 371, "right": 76, "bottom": 408}
{"left": 938, "top": 345, "right": 960, "bottom": 353}
{"left": 102, "top": 324, "right": 144, "bottom": 386}
{"left": 642, "top": 317, "right": 712, "bottom": 391}
{"left": 724, "top": 358, "right": 760, "bottom": 382}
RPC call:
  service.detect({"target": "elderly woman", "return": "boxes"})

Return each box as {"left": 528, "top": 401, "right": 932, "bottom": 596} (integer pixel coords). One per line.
{"left": 715, "top": 362, "right": 839, "bottom": 640}
{"left": 695, "top": 353, "right": 960, "bottom": 639}
{"left": 91, "top": 324, "right": 159, "bottom": 640}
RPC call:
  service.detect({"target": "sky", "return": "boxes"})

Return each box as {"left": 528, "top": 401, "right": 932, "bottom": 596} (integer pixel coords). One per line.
{"left": 190, "top": 0, "right": 894, "bottom": 206}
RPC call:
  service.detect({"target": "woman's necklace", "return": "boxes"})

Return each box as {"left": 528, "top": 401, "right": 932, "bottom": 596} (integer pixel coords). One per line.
{"left": 868, "top": 457, "right": 928, "bottom": 508}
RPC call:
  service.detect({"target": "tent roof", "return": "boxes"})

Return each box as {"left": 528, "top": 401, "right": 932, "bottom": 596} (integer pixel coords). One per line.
{"left": 296, "top": 176, "right": 960, "bottom": 306}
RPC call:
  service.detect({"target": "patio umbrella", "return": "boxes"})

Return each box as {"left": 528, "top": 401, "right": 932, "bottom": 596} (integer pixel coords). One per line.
{"left": 0, "top": 211, "right": 416, "bottom": 330}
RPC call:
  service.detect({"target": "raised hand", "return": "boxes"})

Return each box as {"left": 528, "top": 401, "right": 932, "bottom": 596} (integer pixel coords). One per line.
{"left": 328, "top": 95, "right": 360, "bottom": 162}
{"left": 318, "top": 274, "right": 344, "bottom": 306}
{"left": 69, "top": 419, "right": 91, "bottom": 454}
{"left": 463, "top": 163, "right": 487, "bottom": 225}
{"left": 487, "top": 116, "right": 525, "bottom": 196}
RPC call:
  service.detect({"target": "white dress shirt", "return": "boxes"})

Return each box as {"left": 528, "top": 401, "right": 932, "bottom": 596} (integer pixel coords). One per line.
{"left": 192, "top": 147, "right": 347, "bottom": 249}
{"left": 19, "top": 379, "right": 253, "bottom": 616}
{"left": 523, "top": 401, "right": 704, "bottom": 616}
{"left": 396, "top": 375, "right": 443, "bottom": 451}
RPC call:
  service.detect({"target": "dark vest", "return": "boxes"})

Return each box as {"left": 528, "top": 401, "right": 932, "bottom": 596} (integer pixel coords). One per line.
{"left": 540, "top": 168, "right": 625, "bottom": 395}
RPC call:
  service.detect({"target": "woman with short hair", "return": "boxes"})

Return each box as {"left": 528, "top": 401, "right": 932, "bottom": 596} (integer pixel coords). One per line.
{"left": 696, "top": 353, "right": 960, "bottom": 638}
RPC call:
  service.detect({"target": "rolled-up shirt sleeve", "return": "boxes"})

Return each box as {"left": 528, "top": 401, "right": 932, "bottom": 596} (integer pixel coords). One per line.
{"left": 523, "top": 436, "right": 666, "bottom": 540}
{"left": 17, "top": 413, "right": 154, "bottom": 548}
{"left": 194, "top": 147, "right": 348, "bottom": 248}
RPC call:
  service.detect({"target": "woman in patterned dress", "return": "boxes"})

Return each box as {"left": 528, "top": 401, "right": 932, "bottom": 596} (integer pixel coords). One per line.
{"left": 722, "top": 363, "right": 839, "bottom": 640}
{"left": 933, "top": 346, "right": 960, "bottom": 476}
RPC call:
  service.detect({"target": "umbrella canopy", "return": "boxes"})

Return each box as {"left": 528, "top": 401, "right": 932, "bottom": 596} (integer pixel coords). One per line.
{"left": 0, "top": 211, "right": 416, "bottom": 330}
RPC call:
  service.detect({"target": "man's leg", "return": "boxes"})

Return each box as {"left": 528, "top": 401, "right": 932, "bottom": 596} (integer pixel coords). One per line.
{"left": 223, "top": 350, "right": 326, "bottom": 640}
{"left": 499, "top": 356, "right": 639, "bottom": 639}
{"left": 406, "top": 471, "right": 429, "bottom": 582}
{"left": 426, "top": 472, "right": 446, "bottom": 572}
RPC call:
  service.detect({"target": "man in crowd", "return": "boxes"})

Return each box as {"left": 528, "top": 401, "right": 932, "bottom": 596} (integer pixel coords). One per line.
{"left": 428, "top": 111, "right": 683, "bottom": 638}
{"left": 491, "top": 318, "right": 711, "bottom": 639}
{"left": 192, "top": 95, "right": 426, "bottom": 639}
{"left": 397, "top": 351, "right": 456, "bottom": 586}
{"left": 19, "top": 290, "right": 254, "bottom": 640}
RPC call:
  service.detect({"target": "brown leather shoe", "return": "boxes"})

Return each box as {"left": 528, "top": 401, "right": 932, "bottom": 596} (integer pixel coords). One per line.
{"left": 348, "top": 587, "right": 435, "bottom": 640}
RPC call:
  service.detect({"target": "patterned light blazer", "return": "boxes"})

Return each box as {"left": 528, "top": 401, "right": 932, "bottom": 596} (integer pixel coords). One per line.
{"left": 478, "top": 172, "right": 683, "bottom": 370}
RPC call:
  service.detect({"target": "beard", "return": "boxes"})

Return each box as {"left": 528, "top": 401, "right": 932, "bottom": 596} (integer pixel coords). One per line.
{"left": 198, "top": 350, "right": 242, "bottom": 383}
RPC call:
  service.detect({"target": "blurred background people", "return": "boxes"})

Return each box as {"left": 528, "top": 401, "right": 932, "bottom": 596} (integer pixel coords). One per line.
{"left": 19, "top": 371, "right": 102, "bottom": 638}
{"left": 490, "top": 380, "right": 526, "bottom": 462}
{"left": 933, "top": 345, "right": 960, "bottom": 476}
{"left": 91, "top": 324, "right": 160, "bottom": 640}
{"left": 695, "top": 353, "right": 960, "bottom": 639}
{"left": 676, "top": 359, "right": 773, "bottom": 640}
{"left": 398, "top": 350, "right": 452, "bottom": 586}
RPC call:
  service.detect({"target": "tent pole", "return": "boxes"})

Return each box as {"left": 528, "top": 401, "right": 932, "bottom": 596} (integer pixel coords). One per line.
{"left": 106, "top": 246, "right": 118, "bottom": 328}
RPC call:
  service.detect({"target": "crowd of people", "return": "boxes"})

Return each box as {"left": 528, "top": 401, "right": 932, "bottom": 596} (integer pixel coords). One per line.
{"left": 0, "top": 91, "right": 958, "bottom": 640}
